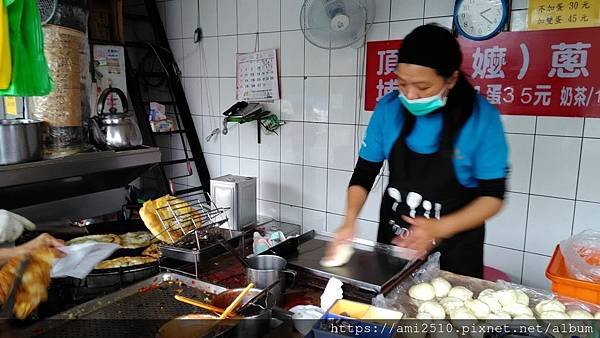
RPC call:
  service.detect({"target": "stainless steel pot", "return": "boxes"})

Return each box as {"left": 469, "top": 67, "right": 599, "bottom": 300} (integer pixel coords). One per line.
{"left": 212, "top": 288, "right": 274, "bottom": 338}
{"left": 246, "top": 255, "right": 296, "bottom": 305}
{"left": 0, "top": 119, "right": 43, "bottom": 165}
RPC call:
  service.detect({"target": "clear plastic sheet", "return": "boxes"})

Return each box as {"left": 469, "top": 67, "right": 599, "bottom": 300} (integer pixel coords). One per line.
{"left": 371, "top": 252, "right": 599, "bottom": 319}
{"left": 495, "top": 280, "right": 600, "bottom": 314}
{"left": 559, "top": 230, "right": 600, "bottom": 283}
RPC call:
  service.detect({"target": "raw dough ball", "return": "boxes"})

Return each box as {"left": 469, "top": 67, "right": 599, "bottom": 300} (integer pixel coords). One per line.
{"left": 416, "top": 312, "right": 433, "bottom": 320}
{"left": 567, "top": 309, "right": 593, "bottom": 320}
{"left": 539, "top": 311, "right": 569, "bottom": 320}
{"left": 447, "top": 286, "right": 473, "bottom": 301}
{"left": 449, "top": 307, "right": 477, "bottom": 320}
{"left": 478, "top": 289, "right": 496, "bottom": 300}
{"left": 487, "top": 311, "right": 512, "bottom": 320}
{"left": 418, "top": 301, "right": 446, "bottom": 320}
{"left": 464, "top": 299, "right": 490, "bottom": 319}
{"left": 495, "top": 290, "right": 518, "bottom": 306}
{"left": 595, "top": 312, "right": 600, "bottom": 320}
{"left": 535, "top": 299, "right": 565, "bottom": 315}
{"left": 514, "top": 290, "right": 529, "bottom": 305}
{"left": 431, "top": 277, "right": 452, "bottom": 298}
{"left": 409, "top": 283, "right": 436, "bottom": 301}
{"left": 479, "top": 295, "right": 502, "bottom": 313}
{"left": 320, "top": 244, "right": 354, "bottom": 267}
{"left": 513, "top": 314, "right": 536, "bottom": 320}
{"left": 440, "top": 297, "right": 464, "bottom": 312}
{"left": 503, "top": 303, "right": 534, "bottom": 317}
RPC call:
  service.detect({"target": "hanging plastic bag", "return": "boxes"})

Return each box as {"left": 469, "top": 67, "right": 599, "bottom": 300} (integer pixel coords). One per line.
{"left": 0, "top": 0, "right": 53, "bottom": 96}
{"left": 0, "top": 0, "right": 11, "bottom": 89}
{"left": 559, "top": 230, "right": 600, "bottom": 283}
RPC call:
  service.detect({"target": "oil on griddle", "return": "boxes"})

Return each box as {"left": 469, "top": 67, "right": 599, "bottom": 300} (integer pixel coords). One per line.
{"left": 32, "top": 280, "right": 220, "bottom": 338}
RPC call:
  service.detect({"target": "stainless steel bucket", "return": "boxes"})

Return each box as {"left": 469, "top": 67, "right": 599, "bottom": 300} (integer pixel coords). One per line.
{"left": 0, "top": 119, "right": 43, "bottom": 165}
{"left": 246, "top": 255, "right": 296, "bottom": 305}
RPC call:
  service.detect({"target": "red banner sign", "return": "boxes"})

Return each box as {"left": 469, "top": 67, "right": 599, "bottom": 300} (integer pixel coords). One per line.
{"left": 365, "top": 27, "right": 600, "bottom": 117}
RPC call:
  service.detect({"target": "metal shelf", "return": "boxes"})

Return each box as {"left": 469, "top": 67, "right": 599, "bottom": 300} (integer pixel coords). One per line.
{"left": 0, "top": 147, "right": 161, "bottom": 209}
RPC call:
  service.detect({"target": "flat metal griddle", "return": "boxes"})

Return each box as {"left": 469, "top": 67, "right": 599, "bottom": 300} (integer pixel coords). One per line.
{"left": 21, "top": 273, "right": 228, "bottom": 338}
{"left": 282, "top": 237, "right": 419, "bottom": 294}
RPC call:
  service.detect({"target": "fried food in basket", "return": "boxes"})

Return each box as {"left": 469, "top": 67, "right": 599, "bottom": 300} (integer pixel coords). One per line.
{"left": 139, "top": 195, "right": 201, "bottom": 243}
{"left": 0, "top": 248, "right": 59, "bottom": 319}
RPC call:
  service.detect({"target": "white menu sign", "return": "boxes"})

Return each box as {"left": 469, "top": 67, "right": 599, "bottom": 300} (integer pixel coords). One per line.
{"left": 236, "top": 49, "right": 280, "bottom": 101}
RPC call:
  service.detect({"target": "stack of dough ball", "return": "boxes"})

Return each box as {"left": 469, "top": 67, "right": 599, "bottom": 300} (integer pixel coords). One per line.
{"left": 417, "top": 301, "right": 446, "bottom": 319}
{"left": 503, "top": 303, "right": 534, "bottom": 317}
{"left": 408, "top": 282, "right": 436, "bottom": 301}
{"left": 566, "top": 309, "right": 593, "bottom": 320}
{"left": 478, "top": 289, "right": 495, "bottom": 299}
{"left": 487, "top": 311, "right": 511, "bottom": 320}
{"left": 539, "top": 311, "right": 570, "bottom": 320}
{"left": 464, "top": 299, "right": 490, "bottom": 319}
{"left": 449, "top": 307, "right": 477, "bottom": 320}
{"left": 447, "top": 286, "right": 473, "bottom": 301}
{"left": 440, "top": 297, "right": 464, "bottom": 312}
{"left": 534, "top": 299, "right": 565, "bottom": 315}
{"left": 514, "top": 289, "right": 529, "bottom": 305}
{"left": 535, "top": 299, "right": 568, "bottom": 320}
{"left": 431, "top": 277, "right": 452, "bottom": 298}
{"left": 494, "top": 289, "right": 519, "bottom": 307}
{"left": 416, "top": 312, "right": 434, "bottom": 320}
{"left": 478, "top": 294, "right": 502, "bottom": 313}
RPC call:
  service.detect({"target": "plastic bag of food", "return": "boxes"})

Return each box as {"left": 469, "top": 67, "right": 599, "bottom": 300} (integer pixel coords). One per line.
{"left": 559, "top": 230, "right": 600, "bottom": 283}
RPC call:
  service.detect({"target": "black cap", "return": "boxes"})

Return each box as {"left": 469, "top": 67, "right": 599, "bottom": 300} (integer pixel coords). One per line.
{"left": 397, "top": 24, "right": 462, "bottom": 77}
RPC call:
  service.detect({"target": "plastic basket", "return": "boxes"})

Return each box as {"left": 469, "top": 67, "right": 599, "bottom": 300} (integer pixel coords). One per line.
{"left": 546, "top": 245, "right": 600, "bottom": 304}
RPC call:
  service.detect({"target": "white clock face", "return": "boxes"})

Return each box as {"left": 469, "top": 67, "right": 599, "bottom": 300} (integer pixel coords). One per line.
{"left": 457, "top": 0, "right": 505, "bottom": 39}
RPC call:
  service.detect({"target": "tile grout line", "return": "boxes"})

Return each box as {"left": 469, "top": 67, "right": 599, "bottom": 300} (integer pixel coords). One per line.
{"left": 571, "top": 119, "right": 586, "bottom": 236}
{"left": 520, "top": 116, "right": 538, "bottom": 284}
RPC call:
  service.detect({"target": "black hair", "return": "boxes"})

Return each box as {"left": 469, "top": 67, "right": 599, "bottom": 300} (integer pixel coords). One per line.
{"left": 397, "top": 24, "right": 477, "bottom": 156}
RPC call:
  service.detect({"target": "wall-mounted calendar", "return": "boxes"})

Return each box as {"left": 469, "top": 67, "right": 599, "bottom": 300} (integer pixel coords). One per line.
{"left": 236, "top": 49, "right": 280, "bottom": 101}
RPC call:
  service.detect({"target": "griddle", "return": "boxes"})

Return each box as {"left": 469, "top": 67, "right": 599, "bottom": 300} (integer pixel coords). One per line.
{"left": 271, "top": 232, "right": 420, "bottom": 294}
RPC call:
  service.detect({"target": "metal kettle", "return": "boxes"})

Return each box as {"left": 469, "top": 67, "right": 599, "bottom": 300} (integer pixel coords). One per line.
{"left": 89, "top": 88, "right": 143, "bottom": 150}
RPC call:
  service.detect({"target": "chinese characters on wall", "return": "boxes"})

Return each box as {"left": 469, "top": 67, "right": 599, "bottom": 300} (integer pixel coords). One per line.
{"left": 364, "top": 27, "right": 600, "bottom": 117}
{"left": 528, "top": 0, "right": 599, "bottom": 30}
{"left": 236, "top": 49, "right": 280, "bottom": 101}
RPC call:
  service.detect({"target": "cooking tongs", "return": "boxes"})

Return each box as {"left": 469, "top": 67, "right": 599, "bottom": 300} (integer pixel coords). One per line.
{"left": 0, "top": 255, "right": 31, "bottom": 320}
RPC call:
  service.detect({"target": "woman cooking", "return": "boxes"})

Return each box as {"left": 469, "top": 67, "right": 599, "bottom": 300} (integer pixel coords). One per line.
{"left": 325, "top": 24, "right": 509, "bottom": 278}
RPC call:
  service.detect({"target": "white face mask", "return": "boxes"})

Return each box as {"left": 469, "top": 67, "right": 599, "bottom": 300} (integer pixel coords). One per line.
{"left": 398, "top": 87, "right": 448, "bottom": 116}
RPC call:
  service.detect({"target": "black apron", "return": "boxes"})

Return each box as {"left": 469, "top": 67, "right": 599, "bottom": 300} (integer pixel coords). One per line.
{"left": 377, "top": 116, "right": 485, "bottom": 278}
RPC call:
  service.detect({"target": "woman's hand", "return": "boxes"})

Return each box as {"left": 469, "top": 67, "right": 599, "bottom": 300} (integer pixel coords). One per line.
{"left": 324, "top": 221, "right": 355, "bottom": 259}
{"left": 17, "top": 233, "right": 65, "bottom": 257}
{"left": 391, "top": 216, "right": 453, "bottom": 256}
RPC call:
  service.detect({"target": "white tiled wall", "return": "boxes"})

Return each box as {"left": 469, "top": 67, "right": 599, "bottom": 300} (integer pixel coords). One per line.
{"left": 155, "top": 0, "right": 600, "bottom": 290}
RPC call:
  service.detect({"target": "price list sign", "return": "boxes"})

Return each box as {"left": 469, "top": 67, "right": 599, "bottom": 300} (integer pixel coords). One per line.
{"left": 528, "top": 0, "right": 599, "bottom": 30}
{"left": 365, "top": 27, "right": 600, "bottom": 117}
{"left": 236, "top": 49, "right": 280, "bottom": 101}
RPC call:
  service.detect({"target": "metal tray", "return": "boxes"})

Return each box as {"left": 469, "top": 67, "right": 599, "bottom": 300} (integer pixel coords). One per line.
{"left": 159, "top": 227, "right": 244, "bottom": 263}
{"left": 22, "top": 272, "right": 228, "bottom": 337}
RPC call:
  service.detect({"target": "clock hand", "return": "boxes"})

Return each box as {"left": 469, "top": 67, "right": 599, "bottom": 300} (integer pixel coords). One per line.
{"left": 480, "top": 8, "right": 494, "bottom": 24}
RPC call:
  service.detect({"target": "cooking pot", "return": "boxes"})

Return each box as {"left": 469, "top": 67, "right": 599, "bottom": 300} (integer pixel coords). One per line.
{"left": 212, "top": 288, "right": 274, "bottom": 338}
{"left": 89, "top": 87, "right": 143, "bottom": 150}
{"left": 0, "top": 119, "right": 42, "bottom": 165}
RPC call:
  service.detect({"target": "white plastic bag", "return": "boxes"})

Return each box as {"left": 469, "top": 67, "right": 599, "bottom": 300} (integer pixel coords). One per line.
{"left": 559, "top": 230, "right": 600, "bottom": 283}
